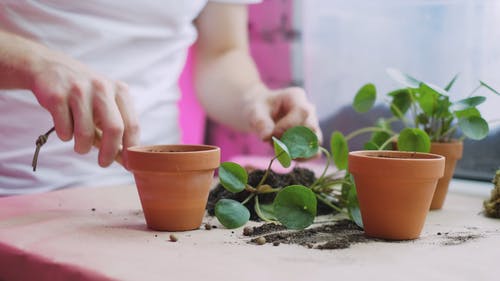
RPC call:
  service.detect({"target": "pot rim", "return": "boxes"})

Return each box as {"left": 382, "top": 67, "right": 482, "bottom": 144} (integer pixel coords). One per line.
{"left": 348, "top": 150, "right": 445, "bottom": 178}
{"left": 349, "top": 150, "right": 445, "bottom": 161}
{"left": 127, "top": 144, "right": 220, "bottom": 154}
{"left": 127, "top": 144, "right": 221, "bottom": 172}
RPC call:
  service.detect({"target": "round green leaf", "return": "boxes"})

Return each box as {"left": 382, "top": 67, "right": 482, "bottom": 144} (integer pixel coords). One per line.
{"left": 219, "top": 162, "right": 248, "bottom": 193}
{"left": 353, "top": 83, "right": 376, "bottom": 113}
{"left": 215, "top": 199, "right": 250, "bottom": 229}
{"left": 386, "top": 68, "right": 420, "bottom": 88}
{"left": 397, "top": 128, "right": 431, "bottom": 152}
{"left": 388, "top": 88, "right": 412, "bottom": 117}
{"left": 454, "top": 107, "right": 481, "bottom": 119}
{"left": 452, "top": 96, "right": 486, "bottom": 111}
{"left": 272, "top": 136, "right": 292, "bottom": 168}
{"left": 458, "top": 116, "right": 489, "bottom": 140}
{"left": 274, "top": 185, "right": 317, "bottom": 230}
{"left": 416, "top": 83, "right": 439, "bottom": 116}
{"left": 330, "top": 131, "right": 348, "bottom": 170}
{"left": 280, "top": 126, "right": 319, "bottom": 159}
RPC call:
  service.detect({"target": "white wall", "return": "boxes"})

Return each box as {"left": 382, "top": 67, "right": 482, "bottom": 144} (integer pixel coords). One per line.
{"left": 301, "top": 0, "right": 500, "bottom": 128}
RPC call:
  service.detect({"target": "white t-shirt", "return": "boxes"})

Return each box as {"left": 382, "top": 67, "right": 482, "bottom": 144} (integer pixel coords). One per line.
{"left": 0, "top": 0, "right": 260, "bottom": 195}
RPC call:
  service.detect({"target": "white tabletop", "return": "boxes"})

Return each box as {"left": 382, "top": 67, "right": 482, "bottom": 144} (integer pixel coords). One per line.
{"left": 0, "top": 178, "right": 498, "bottom": 281}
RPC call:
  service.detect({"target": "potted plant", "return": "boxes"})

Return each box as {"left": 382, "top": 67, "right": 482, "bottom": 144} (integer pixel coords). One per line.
{"left": 348, "top": 150, "right": 444, "bottom": 240}
{"left": 338, "top": 68, "right": 499, "bottom": 209}
{"left": 127, "top": 144, "right": 220, "bottom": 231}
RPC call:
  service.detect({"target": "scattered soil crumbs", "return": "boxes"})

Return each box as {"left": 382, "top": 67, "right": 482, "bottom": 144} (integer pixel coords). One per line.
{"left": 245, "top": 219, "right": 384, "bottom": 250}
{"left": 440, "top": 232, "right": 482, "bottom": 246}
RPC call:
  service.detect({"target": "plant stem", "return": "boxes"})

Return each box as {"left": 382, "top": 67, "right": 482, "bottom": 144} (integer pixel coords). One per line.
{"left": 315, "top": 193, "right": 346, "bottom": 214}
{"left": 254, "top": 195, "right": 275, "bottom": 222}
{"left": 388, "top": 102, "right": 411, "bottom": 127}
{"left": 310, "top": 147, "right": 331, "bottom": 190}
{"left": 407, "top": 88, "right": 420, "bottom": 128}
{"left": 256, "top": 154, "right": 279, "bottom": 187}
{"left": 468, "top": 84, "right": 482, "bottom": 97}
{"left": 345, "top": 127, "right": 394, "bottom": 142}
{"left": 441, "top": 125, "right": 458, "bottom": 140}
{"left": 379, "top": 134, "right": 399, "bottom": 150}
{"left": 241, "top": 193, "right": 256, "bottom": 205}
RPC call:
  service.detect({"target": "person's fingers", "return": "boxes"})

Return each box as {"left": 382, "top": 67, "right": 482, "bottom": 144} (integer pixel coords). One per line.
{"left": 92, "top": 79, "right": 124, "bottom": 167}
{"left": 270, "top": 91, "right": 308, "bottom": 138}
{"left": 46, "top": 91, "right": 74, "bottom": 142}
{"left": 114, "top": 81, "right": 140, "bottom": 169}
{"left": 246, "top": 97, "right": 275, "bottom": 141}
{"left": 271, "top": 88, "right": 323, "bottom": 143}
{"left": 301, "top": 102, "right": 323, "bottom": 144}
{"left": 68, "top": 81, "right": 95, "bottom": 154}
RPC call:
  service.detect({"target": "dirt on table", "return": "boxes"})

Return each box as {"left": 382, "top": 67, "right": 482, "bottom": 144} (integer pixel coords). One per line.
{"left": 244, "top": 219, "right": 384, "bottom": 250}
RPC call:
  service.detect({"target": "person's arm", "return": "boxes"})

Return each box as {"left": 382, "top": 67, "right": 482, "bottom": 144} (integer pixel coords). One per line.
{"left": 193, "top": 2, "right": 322, "bottom": 142}
{"left": 0, "top": 30, "right": 139, "bottom": 167}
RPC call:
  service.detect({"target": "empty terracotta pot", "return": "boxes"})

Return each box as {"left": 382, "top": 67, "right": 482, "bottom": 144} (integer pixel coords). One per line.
{"left": 349, "top": 150, "right": 445, "bottom": 240}
{"left": 429, "top": 141, "right": 463, "bottom": 210}
{"left": 127, "top": 144, "right": 220, "bottom": 231}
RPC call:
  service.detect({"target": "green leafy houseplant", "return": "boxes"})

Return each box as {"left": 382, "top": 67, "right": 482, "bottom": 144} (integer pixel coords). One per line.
{"left": 332, "top": 68, "right": 499, "bottom": 158}
{"left": 213, "top": 126, "right": 361, "bottom": 230}
{"left": 330, "top": 69, "right": 499, "bottom": 211}
{"left": 484, "top": 169, "right": 500, "bottom": 218}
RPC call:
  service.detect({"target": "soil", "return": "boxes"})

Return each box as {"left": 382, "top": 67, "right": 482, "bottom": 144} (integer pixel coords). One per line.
{"left": 206, "top": 167, "right": 337, "bottom": 220}
{"left": 242, "top": 220, "right": 485, "bottom": 250}
{"left": 244, "top": 219, "right": 383, "bottom": 249}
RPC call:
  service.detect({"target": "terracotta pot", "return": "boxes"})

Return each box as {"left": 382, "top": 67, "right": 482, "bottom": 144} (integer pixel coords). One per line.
{"left": 429, "top": 141, "right": 463, "bottom": 210}
{"left": 127, "top": 144, "right": 220, "bottom": 231}
{"left": 348, "top": 150, "right": 445, "bottom": 240}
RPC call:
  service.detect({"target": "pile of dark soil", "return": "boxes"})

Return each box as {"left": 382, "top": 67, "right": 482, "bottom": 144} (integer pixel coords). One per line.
{"left": 244, "top": 219, "right": 382, "bottom": 249}
{"left": 206, "top": 167, "right": 337, "bottom": 220}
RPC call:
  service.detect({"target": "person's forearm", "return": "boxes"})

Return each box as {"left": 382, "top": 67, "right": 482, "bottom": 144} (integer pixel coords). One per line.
{"left": 194, "top": 47, "right": 266, "bottom": 132}
{"left": 0, "top": 30, "right": 38, "bottom": 89}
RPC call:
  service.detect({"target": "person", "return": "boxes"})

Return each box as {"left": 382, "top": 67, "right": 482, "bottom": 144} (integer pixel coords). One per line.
{"left": 0, "top": 0, "right": 322, "bottom": 195}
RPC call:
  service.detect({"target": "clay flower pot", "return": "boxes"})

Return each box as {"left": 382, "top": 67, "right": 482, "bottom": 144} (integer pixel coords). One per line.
{"left": 429, "top": 141, "right": 463, "bottom": 210}
{"left": 127, "top": 144, "right": 220, "bottom": 231}
{"left": 348, "top": 150, "right": 445, "bottom": 240}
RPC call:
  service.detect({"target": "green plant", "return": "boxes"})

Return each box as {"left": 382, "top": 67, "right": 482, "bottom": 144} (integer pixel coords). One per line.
{"left": 331, "top": 68, "right": 499, "bottom": 167}
{"left": 214, "top": 126, "right": 361, "bottom": 230}
{"left": 484, "top": 169, "right": 500, "bottom": 218}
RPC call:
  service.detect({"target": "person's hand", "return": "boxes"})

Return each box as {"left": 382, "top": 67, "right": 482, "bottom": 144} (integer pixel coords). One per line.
{"left": 29, "top": 47, "right": 140, "bottom": 168}
{"left": 244, "top": 85, "right": 323, "bottom": 144}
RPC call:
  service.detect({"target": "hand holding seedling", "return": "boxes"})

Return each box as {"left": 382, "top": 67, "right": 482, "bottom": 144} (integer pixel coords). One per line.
{"left": 243, "top": 85, "right": 323, "bottom": 143}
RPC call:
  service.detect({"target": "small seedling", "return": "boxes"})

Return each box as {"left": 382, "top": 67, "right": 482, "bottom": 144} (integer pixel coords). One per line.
{"left": 214, "top": 126, "right": 361, "bottom": 230}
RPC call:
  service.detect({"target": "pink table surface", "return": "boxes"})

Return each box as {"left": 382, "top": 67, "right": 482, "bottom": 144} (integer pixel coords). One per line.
{"left": 1, "top": 172, "right": 500, "bottom": 280}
